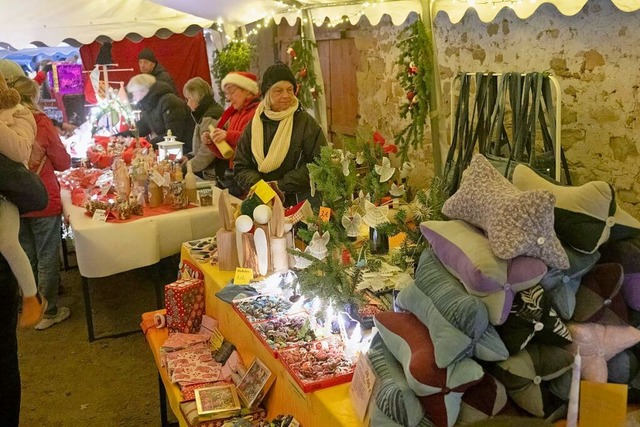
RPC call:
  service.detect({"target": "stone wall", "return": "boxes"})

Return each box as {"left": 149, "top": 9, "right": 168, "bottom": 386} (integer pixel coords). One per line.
{"left": 434, "top": 0, "right": 640, "bottom": 217}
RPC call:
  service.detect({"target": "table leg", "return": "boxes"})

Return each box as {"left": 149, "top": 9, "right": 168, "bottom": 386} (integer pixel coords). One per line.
{"left": 158, "top": 374, "right": 179, "bottom": 427}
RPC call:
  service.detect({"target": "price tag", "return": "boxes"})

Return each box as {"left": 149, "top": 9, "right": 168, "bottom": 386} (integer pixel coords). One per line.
{"left": 253, "top": 180, "right": 277, "bottom": 203}
{"left": 318, "top": 206, "right": 331, "bottom": 222}
{"left": 92, "top": 209, "right": 108, "bottom": 222}
{"left": 349, "top": 352, "right": 377, "bottom": 422}
{"left": 234, "top": 267, "right": 254, "bottom": 285}
{"left": 151, "top": 170, "right": 165, "bottom": 186}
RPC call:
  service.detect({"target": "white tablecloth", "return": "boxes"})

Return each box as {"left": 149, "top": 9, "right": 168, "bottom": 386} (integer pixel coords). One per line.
{"left": 61, "top": 186, "right": 232, "bottom": 278}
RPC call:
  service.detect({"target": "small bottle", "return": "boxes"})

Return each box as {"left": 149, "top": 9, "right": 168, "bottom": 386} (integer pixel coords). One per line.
{"left": 173, "top": 163, "right": 183, "bottom": 182}
{"left": 185, "top": 161, "right": 198, "bottom": 203}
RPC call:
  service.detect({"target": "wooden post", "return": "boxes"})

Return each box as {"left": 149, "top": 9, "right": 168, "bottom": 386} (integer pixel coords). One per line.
{"left": 216, "top": 229, "right": 239, "bottom": 271}
{"left": 241, "top": 232, "right": 260, "bottom": 277}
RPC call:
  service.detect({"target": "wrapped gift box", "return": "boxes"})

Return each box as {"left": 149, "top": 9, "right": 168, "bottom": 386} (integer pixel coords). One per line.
{"left": 165, "top": 278, "right": 205, "bottom": 334}
{"left": 180, "top": 401, "right": 266, "bottom": 427}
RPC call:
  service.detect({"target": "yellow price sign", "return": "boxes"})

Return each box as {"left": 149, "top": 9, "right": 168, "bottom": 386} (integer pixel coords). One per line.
{"left": 252, "top": 180, "right": 277, "bottom": 204}
{"left": 234, "top": 267, "right": 254, "bottom": 285}
{"left": 318, "top": 206, "right": 332, "bottom": 222}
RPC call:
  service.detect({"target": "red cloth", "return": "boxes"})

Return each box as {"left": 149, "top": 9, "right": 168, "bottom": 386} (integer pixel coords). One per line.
{"left": 80, "top": 33, "right": 211, "bottom": 104}
{"left": 87, "top": 137, "right": 152, "bottom": 169}
{"left": 207, "top": 96, "right": 260, "bottom": 162}
{"left": 23, "top": 112, "right": 71, "bottom": 218}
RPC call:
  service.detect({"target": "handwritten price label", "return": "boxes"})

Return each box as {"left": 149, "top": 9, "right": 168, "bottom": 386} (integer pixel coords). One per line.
{"left": 318, "top": 206, "right": 331, "bottom": 222}
{"left": 92, "top": 209, "right": 108, "bottom": 222}
{"left": 234, "top": 267, "right": 254, "bottom": 285}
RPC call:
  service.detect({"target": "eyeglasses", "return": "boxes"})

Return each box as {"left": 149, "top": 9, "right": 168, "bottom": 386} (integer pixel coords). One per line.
{"left": 224, "top": 87, "right": 238, "bottom": 98}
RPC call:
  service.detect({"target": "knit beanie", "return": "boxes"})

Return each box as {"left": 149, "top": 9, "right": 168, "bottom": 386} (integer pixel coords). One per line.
{"left": 260, "top": 61, "right": 296, "bottom": 95}
{"left": 221, "top": 71, "right": 260, "bottom": 95}
{"left": 0, "top": 70, "right": 21, "bottom": 109}
{"left": 138, "top": 48, "right": 157, "bottom": 64}
{"left": 0, "top": 59, "right": 26, "bottom": 81}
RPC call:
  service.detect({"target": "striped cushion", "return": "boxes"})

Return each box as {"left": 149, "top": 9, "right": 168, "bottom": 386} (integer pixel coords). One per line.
{"left": 512, "top": 164, "right": 640, "bottom": 254}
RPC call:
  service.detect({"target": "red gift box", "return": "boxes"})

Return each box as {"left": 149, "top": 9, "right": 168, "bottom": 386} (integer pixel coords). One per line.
{"left": 165, "top": 279, "right": 205, "bottom": 334}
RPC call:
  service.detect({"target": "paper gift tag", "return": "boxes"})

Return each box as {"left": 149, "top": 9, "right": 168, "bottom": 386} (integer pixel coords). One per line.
{"left": 151, "top": 170, "right": 165, "bottom": 186}
{"left": 318, "top": 206, "right": 332, "bottom": 222}
{"left": 253, "top": 180, "right": 276, "bottom": 204}
{"left": 578, "top": 380, "right": 627, "bottom": 427}
{"left": 349, "top": 352, "right": 377, "bottom": 422}
{"left": 234, "top": 267, "right": 254, "bottom": 285}
{"left": 92, "top": 209, "right": 107, "bottom": 222}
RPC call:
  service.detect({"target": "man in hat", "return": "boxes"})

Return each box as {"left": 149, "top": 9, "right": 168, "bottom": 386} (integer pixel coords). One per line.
{"left": 137, "top": 48, "right": 177, "bottom": 93}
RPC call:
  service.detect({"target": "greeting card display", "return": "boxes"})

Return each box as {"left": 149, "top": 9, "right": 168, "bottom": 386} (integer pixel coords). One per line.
{"left": 49, "top": 63, "right": 83, "bottom": 95}
{"left": 236, "top": 358, "right": 275, "bottom": 408}
{"left": 195, "top": 384, "right": 241, "bottom": 419}
{"left": 165, "top": 278, "right": 205, "bottom": 334}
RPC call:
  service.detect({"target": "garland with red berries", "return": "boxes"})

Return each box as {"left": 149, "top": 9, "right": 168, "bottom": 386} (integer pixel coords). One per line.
{"left": 395, "top": 20, "right": 432, "bottom": 161}
{"left": 288, "top": 38, "right": 323, "bottom": 109}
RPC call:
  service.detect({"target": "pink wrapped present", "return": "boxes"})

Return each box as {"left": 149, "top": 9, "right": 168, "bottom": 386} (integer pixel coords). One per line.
{"left": 165, "top": 279, "right": 205, "bottom": 334}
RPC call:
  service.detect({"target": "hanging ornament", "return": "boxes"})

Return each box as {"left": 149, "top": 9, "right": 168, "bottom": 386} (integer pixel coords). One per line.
{"left": 299, "top": 68, "right": 308, "bottom": 78}
{"left": 407, "top": 91, "right": 415, "bottom": 101}
{"left": 362, "top": 200, "right": 390, "bottom": 228}
{"left": 287, "top": 47, "right": 297, "bottom": 59}
{"left": 389, "top": 183, "right": 406, "bottom": 197}
{"left": 341, "top": 213, "right": 362, "bottom": 238}
{"left": 356, "top": 152, "right": 365, "bottom": 165}
{"left": 399, "top": 161, "right": 415, "bottom": 180}
{"left": 408, "top": 61, "right": 418, "bottom": 76}
{"left": 374, "top": 157, "right": 396, "bottom": 183}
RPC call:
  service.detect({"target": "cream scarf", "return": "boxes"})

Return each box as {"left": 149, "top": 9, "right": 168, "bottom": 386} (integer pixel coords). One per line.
{"left": 250, "top": 94, "right": 299, "bottom": 173}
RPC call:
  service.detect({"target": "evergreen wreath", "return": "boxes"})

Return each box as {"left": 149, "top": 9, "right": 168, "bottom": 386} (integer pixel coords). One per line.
{"left": 287, "top": 38, "right": 323, "bottom": 109}
{"left": 89, "top": 88, "right": 135, "bottom": 136}
{"left": 394, "top": 20, "right": 433, "bottom": 162}
{"left": 211, "top": 40, "right": 254, "bottom": 99}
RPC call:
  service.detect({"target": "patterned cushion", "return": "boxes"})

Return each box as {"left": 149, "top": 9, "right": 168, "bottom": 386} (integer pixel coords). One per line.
{"left": 512, "top": 164, "right": 640, "bottom": 254}
{"left": 573, "top": 263, "right": 628, "bottom": 325}
{"left": 539, "top": 244, "right": 601, "bottom": 319}
{"left": 568, "top": 322, "right": 640, "bottom": 383}
{"left": 374, "top": 312, "right": 484, "bottom": 427}
{"left": 442, "top": 154, "right": 568, "bottom": 269}
{"left": 395, "top": 249, "right": 508, "bottom": 368}
{"left": 457, "top": 374, "right": 507, "bottom": 424}
{"left": 488, "top": 344, "right": 573, "bottom": 418}
{"left": 599, "top": 239, "right": 640, "bottom": 310}
{"left": 608, "top": 349, "right": 640, "bottom": 403}
{"left": 369, "top": 404, "right": 436, "bottom": 427}
{"left": 420, "top": 220, "right": 548, "bottom": 325}
{"left": 496, "top": 285, "right": 572, "bottom": 355}
{"left": 368, "top": 333, "right": 425, "bottom": 427}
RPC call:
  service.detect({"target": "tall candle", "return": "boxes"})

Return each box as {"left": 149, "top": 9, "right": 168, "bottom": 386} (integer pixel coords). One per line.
{"left": 566, "top": 348, "right": 582, "bottom": 427}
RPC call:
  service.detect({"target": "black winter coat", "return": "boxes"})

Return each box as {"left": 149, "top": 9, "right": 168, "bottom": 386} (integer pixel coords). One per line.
{"left": 233, "top": 106, "right": 327, "bottom": 208}
{"left": 151, "top": 63, "right": 177, "bottom": 94}
{"left": 135, "top": 82, "right": 195, "bottom": 152}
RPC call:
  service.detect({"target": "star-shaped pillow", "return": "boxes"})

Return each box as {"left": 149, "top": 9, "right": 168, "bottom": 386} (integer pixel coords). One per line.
{"left": 568, "top": 322, "right": 640, "bottom": 383}
{"left": 457, "top": 374, "right": 507, "bottom": 424}
{"left": 442, "top": 154, "right": 569, "bottom": 269}
{"left": 599, "top": 239, "right": 640, "bottom": 310}
{"left": 573, "top": 263, "right": 628, "bottom": 325}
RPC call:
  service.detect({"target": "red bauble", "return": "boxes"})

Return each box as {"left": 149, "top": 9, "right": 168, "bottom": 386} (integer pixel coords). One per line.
{"left": 407, "top": 91, "right": 415, "bottom": 101}
{"left": 299, "top": 68, "right": 308, "bottom": 78}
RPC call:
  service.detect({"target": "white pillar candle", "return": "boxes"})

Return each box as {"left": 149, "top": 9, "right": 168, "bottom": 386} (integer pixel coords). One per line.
{"left": 566, "top": 348, "right": 582, "bottom": 427}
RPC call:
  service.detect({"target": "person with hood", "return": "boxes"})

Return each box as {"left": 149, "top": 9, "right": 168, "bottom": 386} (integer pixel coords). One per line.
{"left": 233, "top": 62, "right": 326, "bottom": 207}
{"left": 126, "top": 74, "right": 194, "bottom": 153}
{"left": 137, "top": 48, "right": 177, "bottom": 94}
{"left": 201, "top": 71, "right": 261, "bottom": 197}
{"left": 179, "top": 77, "right": 224, "bottom": 180}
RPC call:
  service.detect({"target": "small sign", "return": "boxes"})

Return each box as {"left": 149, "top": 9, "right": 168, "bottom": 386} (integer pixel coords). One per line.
{"left": 234, "top": 267, "right": 254, "bottom": 285}
{"left": 349, "top": 352, "right": 377, "bottom": 422}
{"left": 92, "top": 209, "right": 108, "bottom": 222}
{"left": 318, "top": 206, "right": 332, "bottom": 222}
{"left": 253, "top": 180, "right": 277, "bottom": 204}
{"left": 579, "top": 381, "right": 627, "bottom": 427}
{"left": 151, "top": 170, "right": 165, "bottom": 187}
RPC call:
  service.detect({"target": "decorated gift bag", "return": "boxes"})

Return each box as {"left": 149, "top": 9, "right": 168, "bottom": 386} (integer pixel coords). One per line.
{"left": 165, "top": 278, "right": 205, "bottom": 334}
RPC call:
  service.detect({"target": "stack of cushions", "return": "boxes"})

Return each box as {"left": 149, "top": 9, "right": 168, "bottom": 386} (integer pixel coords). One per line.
{"left": 442, "top": 154, "right": 569, "bottom": 270}
{"left": 374, "top": 312, "right": 484, "bottom": 427}
{"left": 420, "top": 220, "right": 547, "bottom": 325}
{"left": 395, "top": 249, "right": 508, "bottom": 367}
{"left": 512, "top": 164, "right": 640, "bottom": 253}
{"left": 573, "top": 263, "right": 628, "bottom": 325}
{"left": 539, "top": 244, "right": 600, "bottom": 319}
{"left": 607, "top": 349, "right": 640, "bottom": 402}
{"left": 599, "top": 239, "right": 640, "bottom": 310}
{"left": 488, "top": 343, "right": 573, "bottom": 419}
{"left": 496, "top": 285, "right": 572, "bottom": 355}
{"left": 568, "top": 322, "right": 640, "bottom": 382}
{"left": 457, "top": 374, "right": 508, "bottom": 424}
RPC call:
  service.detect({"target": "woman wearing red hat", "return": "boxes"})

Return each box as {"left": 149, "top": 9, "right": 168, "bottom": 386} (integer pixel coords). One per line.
{"left": 233, "top": 62, "right": 327, "bottom": 208}
{"left": 202, "top": 71, "right": 261, "bottom": 197}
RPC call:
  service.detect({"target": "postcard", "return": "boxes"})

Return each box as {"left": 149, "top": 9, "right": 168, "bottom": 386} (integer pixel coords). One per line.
{"left": 194, "top": 384, "right": 241, "bottom": 417}
{"left": 237, "top": 358, "right": 274, "bottom": 408}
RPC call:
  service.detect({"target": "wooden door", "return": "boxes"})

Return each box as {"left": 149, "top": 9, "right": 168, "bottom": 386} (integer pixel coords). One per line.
{"left": 317, "top": 38, "right": 359, "bottom": 144}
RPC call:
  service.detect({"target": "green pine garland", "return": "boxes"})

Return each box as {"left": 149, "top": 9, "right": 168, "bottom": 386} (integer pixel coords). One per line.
{"left": 288, "top": 38, "right": 323, "bottom": 109}
{"left": 394, "top": 20, "right": 433, "bottom": 161}
{"left": 211, "top": 40, "right": 254, "bottom": 99}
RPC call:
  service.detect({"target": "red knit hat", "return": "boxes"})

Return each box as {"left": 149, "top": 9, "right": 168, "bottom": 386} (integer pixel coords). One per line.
{"left": 221, "top": 71, "right": 259, "bottom": 95}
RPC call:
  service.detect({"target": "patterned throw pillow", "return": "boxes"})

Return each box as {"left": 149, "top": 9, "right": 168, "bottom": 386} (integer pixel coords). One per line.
{"left": 368, "top": 334, "right": 425, "bottom": 427}
{"left": 457, "top": 374, "right": 507, "bottom": 424}
{"left": 496, "top": 285, "right": 572, "bottom": 355}
{"left": 420, "top": 220, "right": 548, "bottom": 325}
{"left": 374, "top": 312, "right": 484, "bottom": 427}
{"left": 488, "top": 343, "right": 573, "bottom": 418}
{"left": 512, "top": 164, "right": 640, "bottom": 254}
{"left": 608, "top": 349, "right": 640, "bottom": 403}
{"left": 573, "top": 263, "right": 628, "bottom": 325}
{"left": 539, "top": 244, "right": 601, "bottom": 319}
{"left": 599, "top": 239, "right": 640, "bottom": 310}
{"left": 568, "top": 322, "right": 640, "bottom": 383}
{"left": 442, "top": 154, "right": 568, "bottom": 269}
{"left": 395, "top": 249, "right": 508, "bottom": 368}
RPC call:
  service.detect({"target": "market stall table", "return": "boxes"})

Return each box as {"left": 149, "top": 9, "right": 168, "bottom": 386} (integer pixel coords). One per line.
{"left": 140, "top": 245, "right": 365, "bottom": 427}
{"left": 62, "top": 187, "right": 230, "bottom": 341}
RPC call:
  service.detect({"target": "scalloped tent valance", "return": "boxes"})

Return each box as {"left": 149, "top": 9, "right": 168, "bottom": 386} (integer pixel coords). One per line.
{"left": 0, "top": 0, "right": 214, "bottom": 50}
{"left": 432, "top": 0, "right": 640, "bottom": 23}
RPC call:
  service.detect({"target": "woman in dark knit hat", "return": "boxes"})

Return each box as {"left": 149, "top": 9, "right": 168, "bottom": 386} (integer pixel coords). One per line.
{"left": 233, "top": 62, "right": 327, "bottom": 207}
{"left": 137, "top": 48, "right": 177, "bottom": 94}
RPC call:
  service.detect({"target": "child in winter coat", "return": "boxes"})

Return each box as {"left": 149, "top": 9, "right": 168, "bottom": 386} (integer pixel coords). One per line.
{"left": 0, "top": 72, "right": 47, "bottom": 327}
